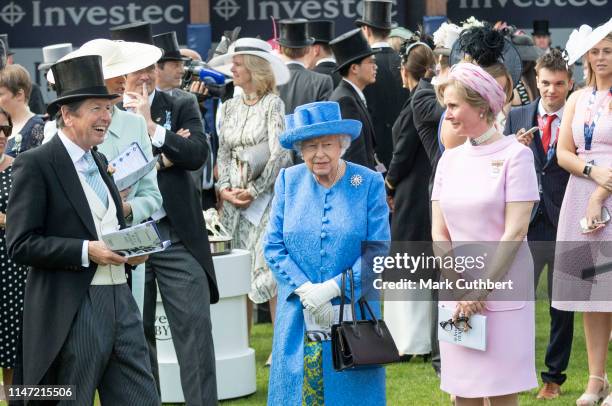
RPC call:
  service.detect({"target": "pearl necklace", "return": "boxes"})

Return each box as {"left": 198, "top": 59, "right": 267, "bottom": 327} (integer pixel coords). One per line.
{"left": 470, "top": 126, "right": 497, "bottom": 146}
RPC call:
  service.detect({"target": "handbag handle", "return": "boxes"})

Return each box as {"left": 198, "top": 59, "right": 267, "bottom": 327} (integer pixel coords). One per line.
{"left": 338, "top": 269, "right": 358, "bottom": 329}
{"left": 339, "top": 269, "right": 384, "bottom": 338}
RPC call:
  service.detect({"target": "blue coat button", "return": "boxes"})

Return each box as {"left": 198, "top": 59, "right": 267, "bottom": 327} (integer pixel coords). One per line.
{"left": 321, "top": 232, "right": 327, "bottom": 238}
{"left": 320, "top": 249, "right": 325, "bottom": 256}
{"left": 322, "top": 217, "right": 329, "bottom": 223}
{"left": 320, "top": 267, "right": 324, "bottom": 272}
{"left": 324, "top": 204, "right": 331, "bottom": 210}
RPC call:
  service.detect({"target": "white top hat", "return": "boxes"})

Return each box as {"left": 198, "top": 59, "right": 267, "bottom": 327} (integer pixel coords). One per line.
{"left": 38, "top": 43, "right": 73, "bottom": 71}
{"left": 565, "top": 17, "right": 612, "bottom": 66}
{"left": 46, "top": 39, "right": 162, "bottom": 84}
{"left": 208, "top": 38, "right": 290, "bottom": 85}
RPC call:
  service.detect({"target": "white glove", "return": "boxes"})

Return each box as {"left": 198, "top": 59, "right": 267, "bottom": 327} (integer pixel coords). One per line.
{"left": 301, "top": 279, "right": 341, "bottom": 312}
{"left": 295, "top": 281, "right": 315, "bottom": 303}
{"left": 310, "top": 301, "right": 334, "bottom": 329}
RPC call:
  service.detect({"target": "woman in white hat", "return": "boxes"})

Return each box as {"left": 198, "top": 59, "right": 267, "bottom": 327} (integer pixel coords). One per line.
{"left": 209, "top": 38, "right": 292, "bottom": 349}
{"left": 552, "top": 17, "right": 612, "bottom": 406}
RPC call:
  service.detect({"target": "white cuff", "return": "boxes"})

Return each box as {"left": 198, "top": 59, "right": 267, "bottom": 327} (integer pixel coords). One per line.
{"left": 81, "top": 240, "right": 90, "bottom": 267}
{"left": 151, "top": 125, "right": 166, "bottom": 148}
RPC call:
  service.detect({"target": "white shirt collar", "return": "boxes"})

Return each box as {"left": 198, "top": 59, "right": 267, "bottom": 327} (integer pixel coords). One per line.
{"left": 123, "top": 89, "right": 156, "bottom": 109}
{"left": 316, "top": 57, "right": 336, "bottom": 66}
{"left": 57, "top": 129, "right": 88, "bottom": 166}
{"left": 286, "top": 61, "right": 306, "bottom": 68}
{"left": 371, "top": 41, "right": 391, "bottom": 49}
{"left": 537, "top": 99, "right": 565, "bottom": 120}
{"left": 342, "top": 78, "right": 367, "bottom": 105}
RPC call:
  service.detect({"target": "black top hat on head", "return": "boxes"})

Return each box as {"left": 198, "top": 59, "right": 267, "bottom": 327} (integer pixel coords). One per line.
{"left": 153, "top": 32, "right": 189, "bottom": 62}
{"left": 47, "top": 55, "right": 118, "bottom": 117}
{"left": 355, "top": 0, "right": 398, "bottom": 30}
{"left": 330, "top": 28, "right": 380, "bottom": 72}
{"left": 278, "top": 19, "right": 315, "bottom": 48}
{"left": 307, "top": 20, "right": 335, "bottom": 44}
{"left": 532, "top": 20, "right": 550, "bottom": 36}
{"left": 0, "top": 34, "right": 13, "bottom": 56}
{"left": 110, "top": 21, "right": 154, "bottom": 45}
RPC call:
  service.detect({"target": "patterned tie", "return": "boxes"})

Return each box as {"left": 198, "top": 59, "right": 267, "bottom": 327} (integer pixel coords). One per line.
{"left": 82, "top": 152, "right": 108, "bottom": 208}
{"left": 541, "top": 114, "right": 556, "bottom": 155}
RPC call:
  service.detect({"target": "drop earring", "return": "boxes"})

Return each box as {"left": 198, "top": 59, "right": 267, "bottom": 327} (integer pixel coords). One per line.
{"left": 479, "top": 113, "right": 484, "bottom": 118}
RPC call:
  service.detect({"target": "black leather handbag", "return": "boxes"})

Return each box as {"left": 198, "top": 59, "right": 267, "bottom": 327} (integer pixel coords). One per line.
{"left": 331, "top": 269, "right": 400, "bottom": 371}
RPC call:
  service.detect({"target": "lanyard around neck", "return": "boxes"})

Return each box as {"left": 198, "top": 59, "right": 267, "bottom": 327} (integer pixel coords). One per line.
{"left": 583, "top": 86, "right": 612, "bottom": 151}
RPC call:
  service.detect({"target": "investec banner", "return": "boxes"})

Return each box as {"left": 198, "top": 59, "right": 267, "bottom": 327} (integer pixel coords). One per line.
{"left": 0, "top": 0, "right": 189, "bottom": 47}
{"left": 210, "top": 0, "right": 405, "bottom": 40}
{"left": 448, "top": 0, "right": 609, "bottom": 27}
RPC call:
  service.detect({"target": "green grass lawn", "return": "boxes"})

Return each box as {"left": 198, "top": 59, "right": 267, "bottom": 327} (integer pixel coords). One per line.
{"left": 222, "top": 303, "right": 603, "bottom": 406}
{"left": 2, "top": 270, "right": 609, "bottom": 405}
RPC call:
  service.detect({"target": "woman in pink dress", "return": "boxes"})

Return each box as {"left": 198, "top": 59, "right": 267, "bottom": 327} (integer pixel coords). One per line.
{"left": 431, "top": 63, "right": 540, "bottom": 405}
{"left": 553, "top": 22, "right": 612, "bottom": 406}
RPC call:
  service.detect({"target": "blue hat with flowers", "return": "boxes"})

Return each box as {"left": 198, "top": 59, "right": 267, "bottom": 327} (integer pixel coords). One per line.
{"left": 280, "top": 101, "right": 362, "bottom": 150}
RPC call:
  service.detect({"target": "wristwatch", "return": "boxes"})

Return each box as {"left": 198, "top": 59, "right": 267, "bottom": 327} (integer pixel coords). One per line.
{"left": 583, "top": 162, "right": 593, "bottom": 178}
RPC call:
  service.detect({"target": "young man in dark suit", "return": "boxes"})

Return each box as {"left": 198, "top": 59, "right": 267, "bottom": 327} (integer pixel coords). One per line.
{"left": 277, "top": 18, "right": 334, "bottom": 115}
{"left": 329, "top": 29, "right": 378, "bottom": 170}
{"left": 306, "top": 20, "right": 342, "bottom": 88}
{"left": 356, "top": 0, "right": 408, "bottom": 171}
{"left": 504, "top": 49, "right": 574, "bottom": 401}
{"left": 6, "top": 55, "right": 159, "bottom": 405}
{"left": 111, "top": 21, "right": 219, "bottom": 405}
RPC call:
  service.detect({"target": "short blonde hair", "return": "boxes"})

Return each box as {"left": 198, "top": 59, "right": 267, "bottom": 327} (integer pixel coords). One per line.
{"left": 0, "top": 64, "right": 32, "bottom": 102}
{"left": 242, "top": 54, "right": 277, "bottom": 96}
{"left": 436, "top": 79, "right": 496, "bottom": 125}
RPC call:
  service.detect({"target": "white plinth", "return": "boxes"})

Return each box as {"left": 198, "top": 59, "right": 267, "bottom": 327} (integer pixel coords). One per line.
{"left": 155, "top": 249, "right": 256, "bottom": 402}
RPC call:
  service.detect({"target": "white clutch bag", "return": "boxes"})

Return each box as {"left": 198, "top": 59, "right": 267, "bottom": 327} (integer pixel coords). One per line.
{"left": 237, "top": 141, "right": 270, "bottom": 184}
{"left": 438, "top": 305, "right": 487, "bottom": 351}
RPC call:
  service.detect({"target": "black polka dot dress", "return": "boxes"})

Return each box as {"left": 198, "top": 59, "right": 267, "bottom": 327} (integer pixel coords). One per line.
{"left": 0, "top": 165, "right": 27, "bottom": 368}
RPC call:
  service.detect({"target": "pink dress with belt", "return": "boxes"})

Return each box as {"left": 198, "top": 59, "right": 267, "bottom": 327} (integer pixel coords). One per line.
{"left": 432, "top": 135, "right": 539, "bottom": 397}
{"left": 553, "top": 88, "right": 612, "bottom": 312}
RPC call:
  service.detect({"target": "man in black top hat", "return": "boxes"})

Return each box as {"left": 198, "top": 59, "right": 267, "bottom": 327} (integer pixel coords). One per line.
{"left": 111, "top": 21, "right": 219, "bottom": 405}
{"left": 306, "top": 20, "right": 342, "bottom": 88}
{"left": 6, "top": 54, "right": 160, "bottom": 405}
{"left": 356, "top": 0, "right": 408, "bottom": 172}
{"left": 532, "top": 20, "right": 552, "bottom": 52}
{"left": 277, "top": 18, "right": 333, "bottom": 115}
{"left": 153, "top": 31, "right": 191, "bottom": 96}
{"left": 329, "top": 28, "right": 378, "bottom": 169}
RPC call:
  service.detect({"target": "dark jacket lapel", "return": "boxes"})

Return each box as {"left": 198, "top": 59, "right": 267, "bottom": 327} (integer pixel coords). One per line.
{"left": 150, "top": 91, "right": 168, "bottom": 128}
{"left": 342, "top": 81, "right": 375, "bottom": 135}
{"left": 50, "top": 135, "right": 97, "bottom": 239}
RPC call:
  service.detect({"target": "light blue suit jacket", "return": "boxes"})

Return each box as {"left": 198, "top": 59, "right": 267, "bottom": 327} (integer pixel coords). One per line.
{"left": 98, "top": 107, "right": 162, "bottom": 225}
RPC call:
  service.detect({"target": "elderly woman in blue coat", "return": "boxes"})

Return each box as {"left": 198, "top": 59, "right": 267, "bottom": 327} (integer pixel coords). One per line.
{"left": 264, "top": 101, "right": 390, "bottom": 406}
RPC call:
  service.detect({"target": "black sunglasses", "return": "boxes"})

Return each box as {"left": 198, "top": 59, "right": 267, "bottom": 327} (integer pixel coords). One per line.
{"left": 440, "top": 316, "right": 472, "bottom": 332}
{"left": 0, "top": 125, "right": 12, "bottom": 137}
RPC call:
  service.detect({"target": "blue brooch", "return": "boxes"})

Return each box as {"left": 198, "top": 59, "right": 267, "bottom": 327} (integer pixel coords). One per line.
{"left": 350, "top": 174, "right": 363, "bottom": 187}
